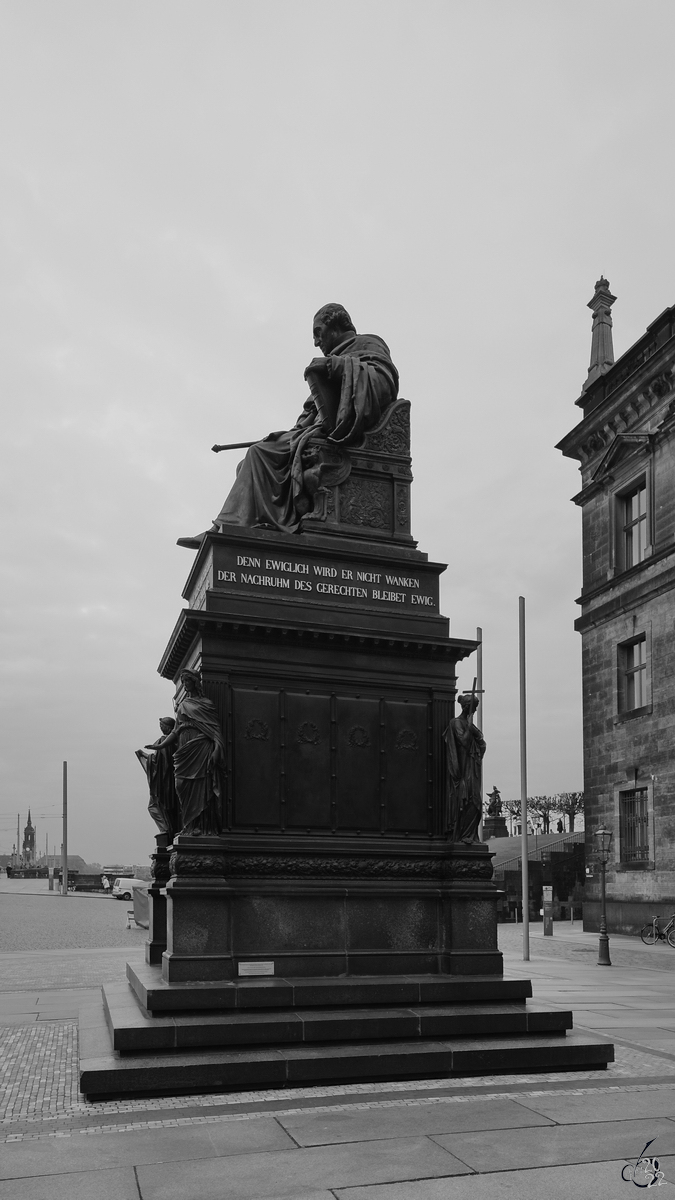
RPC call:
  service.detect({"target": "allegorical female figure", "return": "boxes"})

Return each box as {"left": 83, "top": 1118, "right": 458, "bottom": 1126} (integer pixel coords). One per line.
{"left": 212, "top": 303, "right": 399, "bottom": 533}
{"left": 136, "top": 716, "right": 180, "bottom": 839}
{"left": 149, "top": 670, "right": 225, "bottom": 837}
{"left": 444, "top": 693, "right": 486, "bottom": 844}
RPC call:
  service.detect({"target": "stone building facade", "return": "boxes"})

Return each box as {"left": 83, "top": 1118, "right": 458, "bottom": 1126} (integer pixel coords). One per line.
{"left": 558, "top": 281, "right": 675, "bottom": 934}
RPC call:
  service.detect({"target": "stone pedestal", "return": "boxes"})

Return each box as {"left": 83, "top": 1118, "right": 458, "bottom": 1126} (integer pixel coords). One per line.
{"left": 156, "top": 524, "right": 503, "bottom": 983}
{"left": 162, "top": 835, "right": 500, "bottom": 983}
{"left": 145, "top": 834, "right": 171, "bottom": 966}
{"left": 482, "top": 815, "right": 509, "bottom": 840}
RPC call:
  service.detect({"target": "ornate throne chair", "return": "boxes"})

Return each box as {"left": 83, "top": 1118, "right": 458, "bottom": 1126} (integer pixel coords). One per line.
{"left": 300, "top": 399, "right": 413, "bottom": 545}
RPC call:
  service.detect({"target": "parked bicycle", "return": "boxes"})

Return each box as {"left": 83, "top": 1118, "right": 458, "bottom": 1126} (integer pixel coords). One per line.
{"left": 640, "top": 914, "right": 675, "bottom": 947}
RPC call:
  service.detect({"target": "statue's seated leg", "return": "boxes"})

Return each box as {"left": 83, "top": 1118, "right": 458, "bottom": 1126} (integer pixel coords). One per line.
{"left": 214, "top": 440, "right": 296, "bottom": 531}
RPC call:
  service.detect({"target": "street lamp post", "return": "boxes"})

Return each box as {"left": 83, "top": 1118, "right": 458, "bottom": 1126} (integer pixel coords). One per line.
{"left": 594, "top": 825, "right": 613, "bottom": 967}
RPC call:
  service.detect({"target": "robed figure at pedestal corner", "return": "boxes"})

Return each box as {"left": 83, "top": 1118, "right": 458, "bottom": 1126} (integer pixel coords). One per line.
{"left": 213, "top": 303, "right": 399, "bottom": 533}
{"left": 444, "top": 693, "right": 486, "bottom": 844}
{"left": 135, "top": 717, "right": 180, "bottom": 840}
{"left": 149, "top": 670, "right": 225, "bottom": 837}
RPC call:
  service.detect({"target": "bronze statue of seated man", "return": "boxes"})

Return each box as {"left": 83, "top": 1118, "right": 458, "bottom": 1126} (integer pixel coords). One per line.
{"left": 212, "top": 303, "right": 399, "bottom": 534}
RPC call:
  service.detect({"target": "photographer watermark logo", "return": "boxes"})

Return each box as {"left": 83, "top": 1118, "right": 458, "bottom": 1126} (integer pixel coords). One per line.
{"left": 622, "top": 1138, "right": 668, "bottom": 1188}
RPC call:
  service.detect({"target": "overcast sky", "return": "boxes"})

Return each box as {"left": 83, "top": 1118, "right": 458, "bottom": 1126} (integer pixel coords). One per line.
{"left": 1, "top": 1, "right": 674, "bottom": 864}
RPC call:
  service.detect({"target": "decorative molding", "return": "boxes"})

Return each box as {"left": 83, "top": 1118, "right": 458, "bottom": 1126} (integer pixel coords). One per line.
{"left": 169, "top": 852, "right": 226, "bottom": 876}
{"left": 395, "top": 728, "right": 418, "bottom": 751}
{"left": 395, "top": 485, "right": 409, "bottom": 529}
{"left": 219, "top": 854, "right": 494, "bottom": 880}
{"left": 577, "top": 369, "right": 674, "bottom": 465}
{"left": 296, "top": 721, "right": 320, "bottom": 745}
{"left": 590, "top": 432, "right": 651, "bottom": 484}
{"left": 348, "top": 725, "right": 371, "bottom": 749}
{"left": 339, "top": 477, "right": 392, "bottom": 529}
{"left": 447, "top": 858, "right": 494, "bottom": 879}
{"left": 245, "top": 719, "right": 270, "bottom": 741}
{"left": 363, "top": 402, "right": 410, "bottom": 456}
{"left": 223, "top": 856, "right": 434, "bottom": 878}
{"left": 150, "top": 851, "right": 172, "bottom": 885}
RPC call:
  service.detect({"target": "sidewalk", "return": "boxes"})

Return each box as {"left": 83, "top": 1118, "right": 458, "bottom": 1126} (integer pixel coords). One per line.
{"left": 1, "top": 925, "right": 675, "bottom": 1198}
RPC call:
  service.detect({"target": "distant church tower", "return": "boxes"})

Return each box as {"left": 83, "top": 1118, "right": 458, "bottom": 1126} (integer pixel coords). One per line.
{"left": 22, "top": 811, "right": 36, "bottom": 865}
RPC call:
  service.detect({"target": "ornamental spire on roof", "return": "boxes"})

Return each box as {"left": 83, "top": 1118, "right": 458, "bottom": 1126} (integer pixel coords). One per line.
{"left": 583, "top": 276, "right": 616, "bottom": 392}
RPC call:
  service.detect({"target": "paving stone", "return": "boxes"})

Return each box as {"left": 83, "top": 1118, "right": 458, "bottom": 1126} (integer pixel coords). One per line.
{"left": 513, "top": 1087, "right": 675, "bottom": 1123}
{"left": 276, "top": 1095, "right": 553, "bottom": 1145}
{"left": 333, "top": 1156, "right": 672, "bottom": 1200}
{"left": 0, "top": 1167, "right": 139, "bottom": 1200}
{"left": 135, "top": 1135, "right": 470, "bottom": 1199}
{"left": 430, "top": 1115, "right": 675, "bottom": 1171}
{"left": 0, "top": 1117, "right": 295, "bottom": 1178}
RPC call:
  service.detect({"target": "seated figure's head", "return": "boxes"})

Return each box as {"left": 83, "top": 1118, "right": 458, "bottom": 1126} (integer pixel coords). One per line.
{"left": 313, "top": 303, "right": 357, "bottom": 354}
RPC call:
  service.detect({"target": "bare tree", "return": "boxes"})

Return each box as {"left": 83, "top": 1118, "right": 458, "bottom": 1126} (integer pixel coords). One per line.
{"left": 528, "top": 795, "right": 558, "bottom": 834}
{"left": 556, "top": 792, "right": 585, "bottom": 832}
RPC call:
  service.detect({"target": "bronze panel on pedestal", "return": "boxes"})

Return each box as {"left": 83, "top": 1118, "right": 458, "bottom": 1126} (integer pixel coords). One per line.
{"left": 284, "top": 692, "right": 332, "bottom": 828}
{"left": 232, "top": 688, "right": 281, "bottom": 827}
{"left": 336, "top": 696, "right": 381, "bottom": 830}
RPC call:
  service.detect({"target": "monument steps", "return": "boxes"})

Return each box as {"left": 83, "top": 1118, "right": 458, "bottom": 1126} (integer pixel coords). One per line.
{"left": 103, "top": 982, "right": 573, "bottom": 1053}
{"left": 79, "top": 997, "right": 612, "bottom": 1100}
{"left": 78, "top": 968, "right": 613, "bottom": 1100}
{"left": 127, "top": 964, "right": 535, "bottom": 1013}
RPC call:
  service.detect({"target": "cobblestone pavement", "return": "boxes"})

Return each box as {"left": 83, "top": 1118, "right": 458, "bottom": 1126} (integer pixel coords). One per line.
{"left": 0, "top": 892, "right": 148, "bottom": 952}
{"left": 2, "top": 917, "right": 675, "bottom": 1151}
{"left": 2, "top": 1015, "right": 675, "bottom": 1142}
{"left": 0, "top": 948, "right": 145, "bottom": 992}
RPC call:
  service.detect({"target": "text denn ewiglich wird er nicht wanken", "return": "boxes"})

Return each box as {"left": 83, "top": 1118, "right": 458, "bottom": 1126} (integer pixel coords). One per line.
{"left": 215, "top": 556, "right": 436, "bottom": 607}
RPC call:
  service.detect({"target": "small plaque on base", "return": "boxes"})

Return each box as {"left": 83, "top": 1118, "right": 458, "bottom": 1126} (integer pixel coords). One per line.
{"left": 238, "top": 961, "right": 274, "bottom": 977}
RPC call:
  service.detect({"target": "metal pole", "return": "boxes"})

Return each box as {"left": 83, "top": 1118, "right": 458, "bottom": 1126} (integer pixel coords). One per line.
{"left": 519, "top": 597, "right": 530, "bottom": 960}
{"left": 17, "top": 814, "right": 20, "bottom": 866}
{"left": 477, "top": 626, "right": 483, "bottom": 841}
{"left": 61, "top": 761, "right": 68, "bottom": 898}
{"left": 598, "top": 856, "right": 611, "bottom": 965}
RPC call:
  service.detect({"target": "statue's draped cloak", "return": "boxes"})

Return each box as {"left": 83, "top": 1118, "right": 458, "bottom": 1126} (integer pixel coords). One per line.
{"left": 444, "top": 716, "right": 486, "bottom": 844}
{"left": 173, "top": 694, "right": 226, "bottom": 836}
{"left": 214, "top": 333, "right": 399, "bottom": 533}
{"left": 136, "top": 738, "right": 180, "bottom": 838}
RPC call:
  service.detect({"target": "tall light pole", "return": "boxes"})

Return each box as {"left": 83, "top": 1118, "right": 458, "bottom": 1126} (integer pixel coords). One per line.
{"left": 477, "top": 626, "right": 483, "bottom": 841}
{"left": 519, "top": 597, "right": 529, "bottom": 960}
{"left": 594, "top": 825, "right": 612, "bottom": 966}
{"left": 61, "top": 761, "right": 68, "bottom": 898}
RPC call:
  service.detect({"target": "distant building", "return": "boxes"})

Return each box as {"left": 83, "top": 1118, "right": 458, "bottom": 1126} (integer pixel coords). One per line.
{"left": 21, "top": 811, "right": 35, "bottom": 865}
{"left": 558, "top": 281, "right": 675, "bottom": 933}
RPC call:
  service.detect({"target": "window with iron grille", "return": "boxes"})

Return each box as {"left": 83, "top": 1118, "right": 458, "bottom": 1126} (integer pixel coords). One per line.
{"left": 621, "top": 483, "right": 647, "bottom": 569}
{"left": 619, "top": 788, "right": 649, "bottom": 863}
{"left": 618, "top": 635, "right": 647, "bottom": 713}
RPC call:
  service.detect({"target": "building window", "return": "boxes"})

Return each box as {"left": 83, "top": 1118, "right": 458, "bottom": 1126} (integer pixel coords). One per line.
{"left": 621, "top": 482, "right": 647, "bottom": 569}
{"left": 618, "top": 636, "right": 647, "bottom": 713}
{"left": 619, "top": 788, "right": 650, "bottom": 863}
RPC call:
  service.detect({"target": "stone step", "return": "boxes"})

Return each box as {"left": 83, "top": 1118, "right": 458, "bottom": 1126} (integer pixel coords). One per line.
{"left": 104, "top": 983, "right": 571, "bottom": 1053}
{"left": 127, "top": 963, "right": 533, "bottom": 1014}
{"left": 79, "top": 999, "right": 613, "bottom": 1101}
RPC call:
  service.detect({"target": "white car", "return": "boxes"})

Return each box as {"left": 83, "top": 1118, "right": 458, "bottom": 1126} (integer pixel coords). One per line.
{"left": 111, "top": 876, "right": 147, "bottom": 901}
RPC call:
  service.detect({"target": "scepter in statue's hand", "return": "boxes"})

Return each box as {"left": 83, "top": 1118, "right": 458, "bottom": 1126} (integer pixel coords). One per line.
{"left": 212, "top": 432, "right": 287, "bottom": 452}
{"left": 468, "top": 677, "right": 478, "bottom": 726}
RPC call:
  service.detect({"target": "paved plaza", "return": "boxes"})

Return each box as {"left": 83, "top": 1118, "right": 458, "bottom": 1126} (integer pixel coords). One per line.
{"left": 2, "top": 892, "right": 675, "bottom": 1198}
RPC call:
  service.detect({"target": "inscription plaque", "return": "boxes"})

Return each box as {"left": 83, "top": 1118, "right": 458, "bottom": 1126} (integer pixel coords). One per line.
{"left": 209, "top": 543, "right": 438, "bottom": 613}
